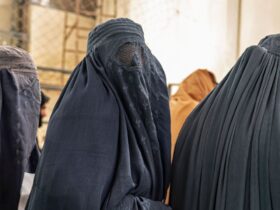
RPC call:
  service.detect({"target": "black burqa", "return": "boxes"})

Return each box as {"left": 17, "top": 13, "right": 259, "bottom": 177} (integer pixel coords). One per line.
{"left": 26, "top": 18, "right": 171, "bottom": 210}
{"left": 0, "top": 46, "right": 40, "bottom": 210}
{"left": 170, "top": 34, "right": 280, "bottom": 210}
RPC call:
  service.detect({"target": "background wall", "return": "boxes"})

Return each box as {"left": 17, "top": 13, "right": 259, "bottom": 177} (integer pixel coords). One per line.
{"left": 115, "top": 0, "right": 280, "bottom": 82}
{"left": 239, "top": 0, "right": 280, "bottom": 54}
{"left": 0, "top": 0, "right": 12, "bottom": 35}
{"left": 116, "top": 0, "right": 240, "bottom": 82}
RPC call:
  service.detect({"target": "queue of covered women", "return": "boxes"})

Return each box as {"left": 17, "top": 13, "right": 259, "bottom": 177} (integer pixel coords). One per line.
{"left": 0, "top": 18, "right": 280, "bottom": 210}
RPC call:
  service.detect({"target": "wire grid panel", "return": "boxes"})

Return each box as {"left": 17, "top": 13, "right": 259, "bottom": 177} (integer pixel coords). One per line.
{"left": 28, "top": 1, "right": 96, "bottom": 70}
{"left": 0, "top": 0, "right": 29, "bottom": 48}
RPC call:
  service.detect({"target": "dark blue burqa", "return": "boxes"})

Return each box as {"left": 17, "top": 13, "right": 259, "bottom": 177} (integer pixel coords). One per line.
{"left": 170, "top": 34, "right": 280, "bottom": 210}
{"left": 0, "top": 46, "right": 40, "bottom": 210}
{"left": 26, "top": 18, "right": 171, "bottom": 210}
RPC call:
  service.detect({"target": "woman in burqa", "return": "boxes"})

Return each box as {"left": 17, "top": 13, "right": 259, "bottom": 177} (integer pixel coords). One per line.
{"left": 26, "top": 18, "right": 171, "bottom": 210}
{"left": 0, "top": 46, "right": 40, "bottom": 210}
{"left": 170, "top": 69, "right": 216, "bottom": 157}
{"left": 170, "top": 34, "right": 280, "bottom": 210}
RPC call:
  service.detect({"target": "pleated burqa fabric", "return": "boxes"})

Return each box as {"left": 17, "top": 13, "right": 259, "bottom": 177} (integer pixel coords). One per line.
{"left": 170, "top": 34, "right": 280, "bottom": 210}
{"left": 0, "top": 46, "right": 40, "bottom": 210}
{"left": 170, "top": 69, "right": 216, "bottom": 157}
{"left": 26, "top": 18, "right": 171, "bottom": 210}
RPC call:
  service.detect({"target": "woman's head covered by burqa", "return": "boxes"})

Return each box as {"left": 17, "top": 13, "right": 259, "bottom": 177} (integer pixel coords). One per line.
{"left": 0, "top": 46, "right": 40, "bottom": 210}
{"left": 26, "top": 18, "right": 171, "bottom": 210}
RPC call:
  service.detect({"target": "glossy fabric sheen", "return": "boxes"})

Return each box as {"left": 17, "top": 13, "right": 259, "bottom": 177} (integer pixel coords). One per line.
{"left": 170, "top": 34, "right": 280, "bottom": 210}
{"left": 26, "top": 18, "right": 171, "bottom": 210}
{"left": 0, "top": 46, "right": 40, "bottom": 210}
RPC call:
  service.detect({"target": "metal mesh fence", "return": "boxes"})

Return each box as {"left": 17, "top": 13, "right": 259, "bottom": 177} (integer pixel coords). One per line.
{"left": 0, "top": 0, "right": 118, "bottom": 147}
{"left": 0, "top": 0, "right": 29, "bottom": 48}
{"left": 0, "top": 0, "right": 178, "bottom": 147}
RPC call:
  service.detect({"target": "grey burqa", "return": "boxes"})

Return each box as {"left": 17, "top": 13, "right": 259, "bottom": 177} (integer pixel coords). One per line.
{"left": 26, "top": 18, "right": 171, "bottom": 210}
{"left": 0, "top": 46, "right": 40, "bottom": 210}
{"left": 170, "top": 34, "right": 280, "bottom": 210}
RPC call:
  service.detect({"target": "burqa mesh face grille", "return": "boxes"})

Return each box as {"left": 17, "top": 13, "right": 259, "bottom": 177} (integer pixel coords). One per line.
{"left": 116, "top": 43, "right": 145, "bottom": 67}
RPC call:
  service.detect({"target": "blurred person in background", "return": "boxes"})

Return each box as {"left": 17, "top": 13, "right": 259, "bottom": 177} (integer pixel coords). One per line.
{"left": 0, "top": 46, "right": 40, "bottom": 210}
{"left": 37, "top": 91, "right": 50, "bottom": 150}
{"left": 170, "top": 69, "right": 217, "bottom": 158}
{"left": 39, "top": 91, "right": 49, "bottom": 129}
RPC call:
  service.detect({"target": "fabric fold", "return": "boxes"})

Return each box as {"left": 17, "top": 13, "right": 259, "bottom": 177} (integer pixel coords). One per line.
{"left": 26, "top": 18, "right": 171, "bottom": 210}
{"left": 170, "top": 34, "right": 280, "bottom": 210}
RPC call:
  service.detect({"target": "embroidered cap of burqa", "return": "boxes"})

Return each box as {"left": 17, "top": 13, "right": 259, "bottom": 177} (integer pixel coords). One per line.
{"left": 0, "top": 46, "right": 40, "bottom": 210}
{"left": 170, "top": 34, "right": 280, "bottom": 210}
{"left": 26, "top": 18, "right": 171, "bottom": 210}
